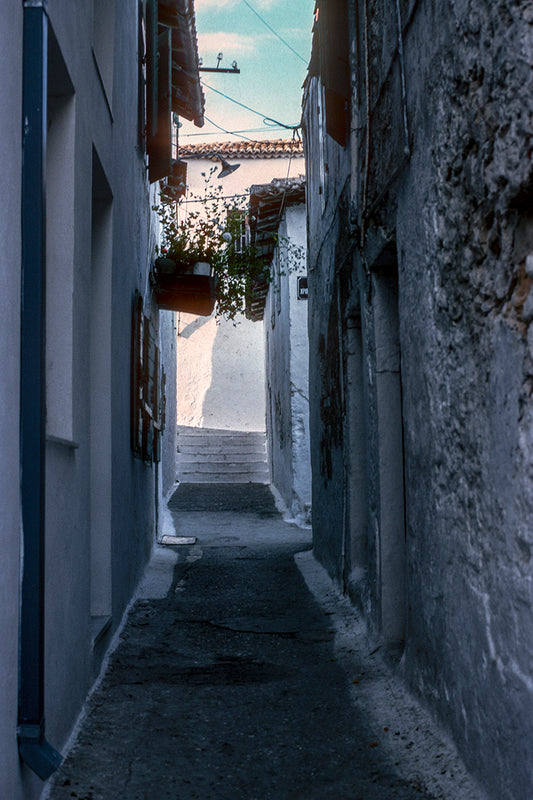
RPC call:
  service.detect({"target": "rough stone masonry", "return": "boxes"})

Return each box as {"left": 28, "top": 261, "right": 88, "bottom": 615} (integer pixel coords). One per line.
{"left": 302, "top": 2, "right": 533, "bottom": 798}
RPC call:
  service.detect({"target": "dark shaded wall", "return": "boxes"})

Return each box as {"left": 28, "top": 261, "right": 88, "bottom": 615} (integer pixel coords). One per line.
{"left": 303, "top": 1, "right": 533, "bottom": 798}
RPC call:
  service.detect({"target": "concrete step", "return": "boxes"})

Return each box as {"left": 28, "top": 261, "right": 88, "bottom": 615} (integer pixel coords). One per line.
{"left": 177, "top": 426, "right": 269, "bottom": 484}
{"left": 177, "top": 471, "right": 269, "bottom": 484}
{"left": 178, "top": 425, "right": 264, "bottom": 435}
{"left": 178, "top": 426, "right": 264, "bottom": 438}
{"left": 179, "top": 461, "right": 269, "bottom": 474}
{"left": 179, "top": 453, "right": 267, "bottom": 464}
{"left": 178, "top": 442, "right": 266, "bottom": 456}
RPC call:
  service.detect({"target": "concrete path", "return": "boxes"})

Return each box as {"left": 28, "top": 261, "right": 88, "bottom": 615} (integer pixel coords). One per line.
{"left": 43, "top": 485, "right": 485, "bottom": 800}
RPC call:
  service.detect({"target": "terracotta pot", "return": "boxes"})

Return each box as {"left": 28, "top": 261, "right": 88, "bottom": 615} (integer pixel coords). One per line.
{"left": 192, "top": 261, "right": 212, "bottom": 276}
{"left": 154, "top": 256, "right": 191, "bottom": 275}
{"left": 154, "top": 274, "right": 216, "bottom": 316}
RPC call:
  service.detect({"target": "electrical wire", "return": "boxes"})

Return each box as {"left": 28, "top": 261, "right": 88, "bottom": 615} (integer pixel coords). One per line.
{"left": 200, "top": 79, "right": 300, "bottom": 131}
{"left": 181, "top": 125, "right": 290, "bottom": 138}
{"left": 202, "top": 114, "right": 260, "bottom": 143}
{"left": 179, "top": 192, "right": 249, "bottom": 204}
{"left": 241, "top": 0, "right": 308, "bottom": 65}
{"left": 275, "top": 129, "right": 299, "bottom": 230}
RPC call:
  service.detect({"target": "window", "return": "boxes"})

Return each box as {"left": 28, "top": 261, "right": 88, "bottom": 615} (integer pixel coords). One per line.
{"left": 318, "top": 0, "right": 350, "bottom": 146}
{"left": 227, "top": 209, "right": 248, "bottom": 254}
{"left": 131, "top": 294, "right": 165, "bottom": 462}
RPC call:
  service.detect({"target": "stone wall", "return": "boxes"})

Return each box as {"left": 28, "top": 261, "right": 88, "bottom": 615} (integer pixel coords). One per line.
{"left": 303, "top": 1, "right": 533, "bottom": 797}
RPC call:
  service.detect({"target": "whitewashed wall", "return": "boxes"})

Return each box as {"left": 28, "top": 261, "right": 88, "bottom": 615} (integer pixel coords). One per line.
{"left": 176, "top": 151, "right": 304, "bottom": 433}
{"left": 177, "top": 310, "right": 266, "bottom": 431}
{"left": 264, "top": 203, "right": 311, "bottom": 520}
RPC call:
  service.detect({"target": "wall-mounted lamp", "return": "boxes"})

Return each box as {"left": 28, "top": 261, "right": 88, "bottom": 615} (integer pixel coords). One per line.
{"left": 217, "top": 155, "right": 240, "bottom": 179}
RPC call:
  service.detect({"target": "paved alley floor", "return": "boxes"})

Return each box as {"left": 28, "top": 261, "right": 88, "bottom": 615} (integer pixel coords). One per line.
{"left": 43, "top": 485, "right": 486, "bottom": 800}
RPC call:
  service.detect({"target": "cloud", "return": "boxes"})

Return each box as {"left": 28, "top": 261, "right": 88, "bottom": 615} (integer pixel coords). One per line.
{"left": 194, "top": 0, "right": 237, "bottom": 9}
{"left": 282, "top": 26, "right": 312, "bottom": 39}
{"left": 194, "top": 0, "right": 279, "bottom": 11}
{"left": 197, "top": 31, "right": 265, "bottom": 56}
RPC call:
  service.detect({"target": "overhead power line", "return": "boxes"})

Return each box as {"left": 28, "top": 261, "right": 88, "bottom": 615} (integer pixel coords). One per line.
{"left": 200, "top": 79, "right": 300, "bottom": 131}
{"left": 241, "top": 0, "right": 308, "bottom": 65}
{"left": 203, "top": 114, "right": 259, "bottom": 143}
{"left": 181, "top": 125, "right": 290, "bottom": 138}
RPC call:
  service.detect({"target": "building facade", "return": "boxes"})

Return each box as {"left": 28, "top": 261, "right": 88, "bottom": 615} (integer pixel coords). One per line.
{"left": 0, "top": 2, "right": 202, "bottom": 797}
{"left": 250, "top": 177, "right": 311, "bottom": 522}
{"left": 174, "top": 140, "right": 304, "bottom": 434}
{"left": 302, "top": 1, "right": 533, "bottom": 798}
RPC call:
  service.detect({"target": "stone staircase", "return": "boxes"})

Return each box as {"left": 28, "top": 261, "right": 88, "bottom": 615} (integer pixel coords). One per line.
{"left": 176, "top": 426, "right": 269, "bottom": 484}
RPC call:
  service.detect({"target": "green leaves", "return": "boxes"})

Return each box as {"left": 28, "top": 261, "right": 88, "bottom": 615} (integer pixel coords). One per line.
{"left": 155, "top": 174, "right": 271, "bottom": 320}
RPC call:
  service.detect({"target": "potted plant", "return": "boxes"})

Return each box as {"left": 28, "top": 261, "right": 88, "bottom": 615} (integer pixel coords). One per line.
{"left": 152, "top": 171, "right": 271, "bottom": 320}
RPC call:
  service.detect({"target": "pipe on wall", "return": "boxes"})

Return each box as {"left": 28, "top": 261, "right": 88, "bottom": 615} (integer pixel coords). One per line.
{"left": 18, "top": 0, "right": 62, "bottom": 779}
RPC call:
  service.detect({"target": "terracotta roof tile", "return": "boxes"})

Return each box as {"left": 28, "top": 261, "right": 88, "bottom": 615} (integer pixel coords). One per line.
{"left": 245, "top": 176, "right": 306, "bottom": 323}
{"left": 178, "top": 138, "right": 303, "bottom": 159}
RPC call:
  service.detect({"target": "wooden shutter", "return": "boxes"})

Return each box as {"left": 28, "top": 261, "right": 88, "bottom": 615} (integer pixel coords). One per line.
{"left": 320, "top": 0, "right": 350, "bottom": 146}
{"left": 147, "top": 8, "right": 173, "bottom": 183}
{"left": 131, "top": 293, "right": 163, "bottom": 462}
{"left": 131, "top": 294, "right": 144, "bottom": 456}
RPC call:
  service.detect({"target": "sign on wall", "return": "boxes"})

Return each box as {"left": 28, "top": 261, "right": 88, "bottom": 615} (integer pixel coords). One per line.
{"left": 297, "top": 276, "right": 308, "bottom": 300}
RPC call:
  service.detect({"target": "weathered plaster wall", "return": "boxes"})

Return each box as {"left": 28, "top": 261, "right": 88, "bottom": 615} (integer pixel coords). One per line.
{"left": 1, "top": 3, "right": 178, "bottom": 796}
{"left": 303, "top": 76, "right": 351, "bottom": 578}
{"left": 264, "top": 204, "right": 311, "bottom": 520}
{"left": 160, "top": 309, "right": 179, "bottom": 497}
{"left": 265, "top": 245, "right": 292, "bottom": 502}
{"left": 304, "top": 1, "right": 533, "bottom": 797}
{"left": 175, "top": 151, "right": 305, "bottom": 435}
{"left": 287, "top": 206, "right": 312, "bottom": 517}
{"left": 177, "top": 310, "right": 266, "bottom": 431}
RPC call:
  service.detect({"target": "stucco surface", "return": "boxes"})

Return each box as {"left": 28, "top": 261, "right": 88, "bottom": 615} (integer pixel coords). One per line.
{"left": 264, "top": 204, "right": 311, "bottom": 520}
{"left": 177, "top": 311, "right": 266, "bottom": 431}
{"left": 0, "top": 6, "right": 27, "bottom": 799}
{"left": 1, "top": 5, "right": 165, "bottom": 798}
{"left": 175, "top": 148, "right": 305, "bottom": 434}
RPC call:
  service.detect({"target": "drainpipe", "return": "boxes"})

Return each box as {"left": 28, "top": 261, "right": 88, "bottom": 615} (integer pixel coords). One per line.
{"left": 18, "top": 0, "right": 62, "bottom": 779}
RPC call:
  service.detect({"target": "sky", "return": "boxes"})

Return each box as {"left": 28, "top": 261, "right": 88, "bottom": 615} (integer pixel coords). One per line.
{"left": 179, "top": 0, "right": 316, "bottom": 144}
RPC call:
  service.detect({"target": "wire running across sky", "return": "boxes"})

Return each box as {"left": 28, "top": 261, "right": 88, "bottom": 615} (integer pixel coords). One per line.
{"left": 241, "top": 0, "right": 308, "bottom": 65}
{"left": 202, "top": 115, "right": 259, "bottom": 143}
{"left": 181, "top": 125, "right": 292, "bottom": 138}
{"left": 200, "top": 79, "right": 301, "bottom": 132}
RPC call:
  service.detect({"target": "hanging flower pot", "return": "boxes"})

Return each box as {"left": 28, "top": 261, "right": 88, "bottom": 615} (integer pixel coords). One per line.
{"left": 154, "top": 256, "right": 192, "bottom": 276}
{"left": 192, "top": 261, "right": 211, "bottom": 276}
{"left": 153, "top": 174, "right": 279, "bottom": 320}
{"left": 153, "top": 259, "right": 216, "bottom": 316}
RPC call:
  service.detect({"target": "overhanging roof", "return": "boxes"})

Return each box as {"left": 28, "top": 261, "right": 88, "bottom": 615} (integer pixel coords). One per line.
{"left": 249, "top": 176, "right": 306, "bottom": 258}
{"left": 179, "top": 138, "right": 304, "bottom": 159}
{"left": 246, "top": 177, "right": 306, "bottom": 321}
{"left": 159, "top": 0, "right": 204, "bottom": 127}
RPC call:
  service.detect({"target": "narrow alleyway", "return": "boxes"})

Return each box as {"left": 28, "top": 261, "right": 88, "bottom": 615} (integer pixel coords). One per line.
{"left": 43, "top": 485, "right": 485, "bottom": 800}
